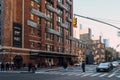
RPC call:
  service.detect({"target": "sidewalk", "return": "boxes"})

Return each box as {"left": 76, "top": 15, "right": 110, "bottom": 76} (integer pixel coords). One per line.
{"left": 0, "top": 67, "right": 64, "bottom": 73}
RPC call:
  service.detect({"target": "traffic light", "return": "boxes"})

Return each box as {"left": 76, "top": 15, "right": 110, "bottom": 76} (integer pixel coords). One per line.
{"left": 72, "top": 17, "right": 77, "bottom": 28}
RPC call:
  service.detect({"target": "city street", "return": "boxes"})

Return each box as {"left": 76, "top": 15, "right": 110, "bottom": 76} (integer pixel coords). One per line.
{"left": 0, "top": 65, "right": 120, "bottom": 80}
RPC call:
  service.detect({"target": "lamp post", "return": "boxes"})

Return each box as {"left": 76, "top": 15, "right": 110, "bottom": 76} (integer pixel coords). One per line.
{"left": 0, "top": 45, "right": 5, "bottom": 62}
{"left": 115, "top": 44, "right": 120, "bottom": 60}
{"left": 9, "top": 48, "right": 12, "bottom": 66}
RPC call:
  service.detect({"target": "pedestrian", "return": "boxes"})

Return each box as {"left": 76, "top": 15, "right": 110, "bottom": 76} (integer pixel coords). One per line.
{"left": 11, "top": 64, "right": 14, "bottom": 71}
{"left": 81, "top": 61, "right": 85, "bottom": 72}
{"left": 28, "top": 63, "right": 32, "bottom": 72}
{"left": 1, "top": 62, "right": 4, "bottom": 71}
{"left": 35, "top": 64, "right": 37, "bottom": 70}
{"left": 48, "top": 62, "right": 52, "bottom": 68}
{"left": 32, "top": 65, "right": 35, "bottom": 73}
{"left": 63, "top": 61, "right": 68, "bottom": 71}
{"left": 6, "top": 63, "right": 9, "bottom": 71}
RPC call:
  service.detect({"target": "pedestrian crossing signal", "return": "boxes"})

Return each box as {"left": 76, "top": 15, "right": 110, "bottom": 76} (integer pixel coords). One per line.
{"left": 73, "top": 17, "right": 77, "bottom": 28}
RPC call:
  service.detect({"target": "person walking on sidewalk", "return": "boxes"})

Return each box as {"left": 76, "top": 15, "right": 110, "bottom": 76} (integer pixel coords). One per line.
{"left": 81, "top": 61, "right": 85, "bottom": 72}
{"left": 28, "top": 63, "right": 32, "bottom": 72}
{"left": 63, "top": 61, "right": 68, "bottom": 71}
{"left": 6, "top": 63, "right": 9, "bottom": 71}
{"left": 1, "top": 62, "right": 5, "bottom": 71}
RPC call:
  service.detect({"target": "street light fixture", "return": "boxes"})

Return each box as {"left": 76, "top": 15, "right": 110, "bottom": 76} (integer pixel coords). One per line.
{"left": 7, "top": 47, "right": 12, "bottom": 67}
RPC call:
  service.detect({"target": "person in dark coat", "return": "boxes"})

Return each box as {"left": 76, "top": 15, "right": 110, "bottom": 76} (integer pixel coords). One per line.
{"left": 28, "top": 63, "right": 32, "bottom": 72}
{"left": 63, "top": 61, "right": 68, "bottom": 71}
{"left": 6, "top": 63, "right": 9, "bottom": 71}
{"left": 1, "top": 62, "right": 4, "bottom": 71}
{"left": 81, "top": 61, "right": 85, "bottom": 72}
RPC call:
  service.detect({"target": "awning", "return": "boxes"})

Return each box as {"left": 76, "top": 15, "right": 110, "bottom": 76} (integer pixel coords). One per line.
{"left": 30, "top": 51, "right": 78, "bottom": 58}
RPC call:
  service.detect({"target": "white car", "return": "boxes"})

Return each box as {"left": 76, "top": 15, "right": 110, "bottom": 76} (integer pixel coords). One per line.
{"left": 96, "top": 62, "right": 112, "bottom": 72}
{"left": 74, "top": 62, "right": 82, "bottom": 66}
{"left": 112, "top": 61, "right": 119, "bottom": 67}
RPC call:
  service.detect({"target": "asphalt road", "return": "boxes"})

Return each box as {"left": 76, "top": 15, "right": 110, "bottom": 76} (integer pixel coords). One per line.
{"left": 0, "top": 65, "right": 120, "bottom": 80}
{"left": 0, "top": 72, "right": 120, "bottom": 80}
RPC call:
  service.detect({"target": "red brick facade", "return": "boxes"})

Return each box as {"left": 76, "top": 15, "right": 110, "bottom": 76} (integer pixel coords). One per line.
{"left": 0, "top": 0, "right": 78, "bottom": 68}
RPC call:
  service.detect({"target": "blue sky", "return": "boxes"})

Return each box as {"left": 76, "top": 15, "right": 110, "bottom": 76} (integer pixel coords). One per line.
{"left": 73, "top": 0, "right": 120, "bottom": 51}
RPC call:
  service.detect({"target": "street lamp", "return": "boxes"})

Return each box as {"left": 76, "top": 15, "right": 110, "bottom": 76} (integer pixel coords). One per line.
{"left": 9, "top": 48, "right": 12, "bottom": 66}
{"left": 115, "top": 44, "right": 120, "bottom": 60}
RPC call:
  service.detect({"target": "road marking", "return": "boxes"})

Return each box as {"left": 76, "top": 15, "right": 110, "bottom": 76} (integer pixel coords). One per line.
{"left": 81, "top": 73, "right": 93, "bottom": 77}
{"left": 60, "top": 72, "right": 68, "bottom": 75}
{"left": 35, "top": 72, "right": 45, "bottom": 74}
{"left": 116, "top": 75, "right": 120, "bottom": 78}
{"left": 99, "top": 73, "right": 108, "bottom": 77}
{"left": 91, "top": 73, "right": 101, "bottom": 77}
{"left": 75, "top": 73, "right": 85, "bottom": 76}
{"left": 113, "top": 68, "right": 120, "bottom": 73}
{"left": 108, "top": 73, "right": 115, "bottom": 78}
{"left": 67, "top": 72, "right": 78, "bottom": 76}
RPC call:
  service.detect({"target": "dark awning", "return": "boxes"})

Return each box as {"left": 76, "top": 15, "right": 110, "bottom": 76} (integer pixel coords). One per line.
{"left": 29, "top": 51, "right": 78, "bottom": 58}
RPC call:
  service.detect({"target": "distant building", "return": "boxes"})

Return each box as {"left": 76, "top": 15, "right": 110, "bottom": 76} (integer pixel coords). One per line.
{"left": 103, "top": 39, "right": 109, "bottom": 47}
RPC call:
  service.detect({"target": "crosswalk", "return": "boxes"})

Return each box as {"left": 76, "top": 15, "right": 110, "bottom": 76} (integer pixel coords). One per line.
{"left": 35, "top": 71, "right": 120, "bottom": 78}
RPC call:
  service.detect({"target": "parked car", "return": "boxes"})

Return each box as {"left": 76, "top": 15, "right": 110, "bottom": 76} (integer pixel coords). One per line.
{"left": 96, "top": 62, "right": 113, "bottom": 72}
{"left": 117, "top": 60, "right": 120, "bottom": 64}
{"left": 112, "top": 61, "right": 119, "bottom": 67}
{"left": 74, "top": 62, "right": 82, "bottom": 66}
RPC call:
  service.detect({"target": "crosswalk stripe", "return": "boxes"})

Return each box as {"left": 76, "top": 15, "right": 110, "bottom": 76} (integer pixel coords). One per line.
{"left": 75, "top": 73, "right": 85, "bottom": 76}
{"left": 99, "top": 73, "right": 108, "bottom": 77}
{"left": 91, "top": 73, "right": 101, "bottom": 77}
{"left": 116, "top": 75, "right": 120, "bottom": 78}
{"left": 108, "top": 73, "right": 115, "bottom": 78}
{"left": 35, "top": 70, "right": 120, "bottom": 78}
{"left": 60, "top": 73, "right": 68, "bottom": 75}
{"left": 35, "top": 72, "right": 43, "bottom": 73}
{"left": 67, "top": 72, "right": 78, "bottom": 76}
{"left": 81, "top": 73, "right": 93, "bottom": 77}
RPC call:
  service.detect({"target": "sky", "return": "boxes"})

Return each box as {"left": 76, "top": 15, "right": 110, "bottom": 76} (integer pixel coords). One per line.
{"left": 73, "top": 0, "right": 120, "bottom": 51}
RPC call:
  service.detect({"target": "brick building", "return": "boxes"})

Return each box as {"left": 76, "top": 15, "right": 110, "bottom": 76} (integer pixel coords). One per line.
{"left": 0, "top": 0, "right": 79, "bottom": 68}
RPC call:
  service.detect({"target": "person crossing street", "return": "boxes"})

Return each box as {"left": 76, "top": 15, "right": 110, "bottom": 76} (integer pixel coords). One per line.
{"left": 81, "top": 61, "right": 85, "bottom": 72}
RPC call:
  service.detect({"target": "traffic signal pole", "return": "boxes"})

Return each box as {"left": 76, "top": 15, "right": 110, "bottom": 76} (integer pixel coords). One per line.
{"left": 74, "top": 14, "right": 120, "bottom": 30}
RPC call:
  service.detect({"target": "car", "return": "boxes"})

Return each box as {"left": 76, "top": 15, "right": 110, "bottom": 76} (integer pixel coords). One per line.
{"left": 112, "top": 61, "right": 119, "bottom": 67}
{"left": 96, "top": 62, "right": 112, "bottom": 72}
{"left": 117, "top": 60, "right": 120, "bottom": 64}
{"left": 74, "top": 62, "right": 82, "bottom": 66}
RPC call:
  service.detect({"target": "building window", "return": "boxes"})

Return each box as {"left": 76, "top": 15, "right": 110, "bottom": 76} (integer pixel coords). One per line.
{"left": 37, "top": 29, "right": 41, "bottom": 37}
{"left": 57, "top": 16, "right": 62, "bottom": 22}
{"left": 31, "top": 28, "right": 34, "bottom": 35}
{"left": 45, "top": 1, "right": 53, "bottom": 20}
{"left": 37, "top": 4, "right": 41, "bottom": 11}
{"left": 57, "top": 46, "right": 63, "bottom": 52}
{"left": 45, "top": 44, "right": 54, "bottom": 51}
{"left": 46, "top": 33, "right": 54, "bottom": 40}
{"left": 46, "top": 21, "right": 53, "bottom": 29}
{"left": 30, "top": 14, "right": 34, "bottom": 20}
{"left": 66, "top": 48, "right": 70, "bottom": 53}
{"left": 0, "top": 22, "right": 1, "bottom": 29}
{"left": 72, "top": 41, "right": 75, "bottom": 46}
{"left": 66, "top": 3, "right": 70, "bottom": 11}
{"left": 30, "top": 42, "right": 35, "bottom": 48}
{"left": 66, "top": 39, "right": 70, "bottom": 44}
{"left": 0, "top": 4, "right": 1, "bottom": 14}
{"left": 57, "top": 36, "right": 63, "bottom": 43}
{"left": 37, "top": 43, "right": 41, "bottom": 49}
{"left": 57, "top": 26, "right": 63, "bottom": 33}
{"left": 58, "top": 0, "right": 62, "bottom": 3}
{"left": 31, "top": 1, "right": 34, "bottom": 7}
